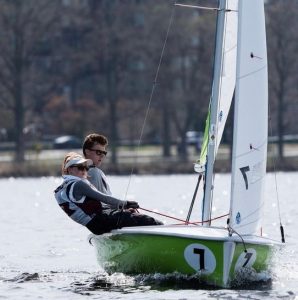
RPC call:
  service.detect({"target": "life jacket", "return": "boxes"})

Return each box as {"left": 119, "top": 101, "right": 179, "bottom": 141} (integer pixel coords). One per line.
{"left": 54, "top": 175, "right": 102, "bottom": 226}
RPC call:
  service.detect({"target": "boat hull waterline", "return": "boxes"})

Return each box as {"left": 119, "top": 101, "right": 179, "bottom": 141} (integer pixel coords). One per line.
{"left": 89, "top": 225, "right": 279, "bottom": 288}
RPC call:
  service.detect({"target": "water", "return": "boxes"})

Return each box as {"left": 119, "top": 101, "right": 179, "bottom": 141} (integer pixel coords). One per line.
{"left": 0, "top": 173, "right": 297, "bottom": 299}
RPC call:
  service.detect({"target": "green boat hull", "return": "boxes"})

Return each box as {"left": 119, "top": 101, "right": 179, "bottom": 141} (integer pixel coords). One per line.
{"left": 89, "top": 227, "right": 278, "bottom": 288}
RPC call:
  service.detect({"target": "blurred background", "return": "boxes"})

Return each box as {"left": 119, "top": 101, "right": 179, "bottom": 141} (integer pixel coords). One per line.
{"left": 0, "top": 0, "right": 297, "bottom": 176}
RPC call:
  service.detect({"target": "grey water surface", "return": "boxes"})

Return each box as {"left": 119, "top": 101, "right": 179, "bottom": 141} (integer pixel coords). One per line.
{"left": 0, "top": 173, "right": 297, "bottom": 299}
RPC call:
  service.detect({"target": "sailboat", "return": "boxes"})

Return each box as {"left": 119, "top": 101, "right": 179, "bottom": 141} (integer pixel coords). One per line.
{"left": 89, "top": 0, "right": 283, "bottom": 288}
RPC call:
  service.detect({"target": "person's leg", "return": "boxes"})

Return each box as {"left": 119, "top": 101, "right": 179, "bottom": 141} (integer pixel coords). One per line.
{"left": 86, "top": 210, "right": 163, "bottom": 235}
{"left": 86, "top": 211, "right": 118, "bottom": 234}
{"left": 112, "top": 210, "right": 163, "bottom": 228}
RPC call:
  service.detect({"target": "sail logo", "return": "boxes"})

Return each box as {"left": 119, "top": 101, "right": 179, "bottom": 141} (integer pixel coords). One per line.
{"left": 236, "top": 212, "right": 241, "bottom": 224}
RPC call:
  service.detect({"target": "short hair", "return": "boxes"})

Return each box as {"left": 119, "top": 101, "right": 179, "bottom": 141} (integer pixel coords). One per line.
{"left": 82, "top": 133, "right": 108, "bottom": 156}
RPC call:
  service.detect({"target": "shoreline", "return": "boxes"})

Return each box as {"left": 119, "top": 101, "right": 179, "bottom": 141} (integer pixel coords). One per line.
{"left": 1, "top": 144, "right": 298, "bottom": 177}
{"left": 1, "top": 156, "right": 298, "bottom": 177}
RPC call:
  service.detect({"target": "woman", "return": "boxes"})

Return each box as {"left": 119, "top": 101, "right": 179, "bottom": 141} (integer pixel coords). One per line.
{"left": 54, "top": 152, "right": 162, "bottom": 235}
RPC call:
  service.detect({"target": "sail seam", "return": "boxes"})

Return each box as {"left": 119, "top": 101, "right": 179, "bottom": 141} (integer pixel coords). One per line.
{"left": 238, "top": 64, "right": 267, "bottom": 80}
{"left": 233, "top": 201, "right": 265, "bottom": 227}
{"left": 224, "top": 44, "right": 237, "bottom": 54}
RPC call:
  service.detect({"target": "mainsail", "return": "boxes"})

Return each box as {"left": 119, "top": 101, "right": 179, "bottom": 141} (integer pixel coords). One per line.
{"left": 229, "top": 0, "right": 268, "bottom": 235}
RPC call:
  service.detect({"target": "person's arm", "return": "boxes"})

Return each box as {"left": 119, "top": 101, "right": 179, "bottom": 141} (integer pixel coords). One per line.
{"left": 87, "top": 167, "right": 101, "bottom": 191}
{"left": 73, "top": 180, "right": 125, "bottom": 209}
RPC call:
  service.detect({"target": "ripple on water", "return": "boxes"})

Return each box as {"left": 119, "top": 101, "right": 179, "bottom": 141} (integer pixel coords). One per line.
{"left": 68, "top": 272, "right": 139, "bottom": 295}
{"left": 5, "top": 272, "right": 40, "bottom": 283}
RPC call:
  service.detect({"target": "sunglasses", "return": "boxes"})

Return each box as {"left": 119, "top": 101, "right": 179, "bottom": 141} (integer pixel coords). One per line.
{"left": 88, "top": 149, "right": 107, "bottom": 156}
{"left": 72, "top": 165, "right": 89, "bottom": 171}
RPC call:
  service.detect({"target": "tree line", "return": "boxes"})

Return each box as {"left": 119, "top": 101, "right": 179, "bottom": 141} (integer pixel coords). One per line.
{"left": 0, "top": 0, "right": 297, "bottom": 163}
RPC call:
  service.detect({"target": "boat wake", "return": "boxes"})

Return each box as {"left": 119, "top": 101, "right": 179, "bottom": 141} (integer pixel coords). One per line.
{"left": 135, "top": 270, "right": 272, "bottom": 290}
{"left": 67, "top": 270, "right": 272, "bottom": 294}
{"left": 230, "top": 268, "right": 272, "bottom": 289}
{"left": 69, "top": 272, "right": 140, "bottom": 295}
{"left": 134, "top": 272, "right": 217, "bottom": 290}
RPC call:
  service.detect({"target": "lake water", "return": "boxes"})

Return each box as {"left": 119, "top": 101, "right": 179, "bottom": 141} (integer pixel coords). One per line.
{"left": 0, "top": 173, "right": 297, "bottom": 299}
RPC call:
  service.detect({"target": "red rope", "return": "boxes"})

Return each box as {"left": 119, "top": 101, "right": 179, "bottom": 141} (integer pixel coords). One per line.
{"left": 139, "top": 207, "right": 198, "bottom": 225}
{"left": 139, "top": 207, "right": 229, "bottom": 225}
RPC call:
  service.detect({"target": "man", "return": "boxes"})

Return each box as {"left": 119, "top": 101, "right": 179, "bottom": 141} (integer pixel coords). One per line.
{"left": 82, "top": 134, "right": 111, "bottom": 202}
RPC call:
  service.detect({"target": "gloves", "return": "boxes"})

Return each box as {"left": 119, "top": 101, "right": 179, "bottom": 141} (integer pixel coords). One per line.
{"left": 125, "top": 200, "right": 139, "bottom": 209}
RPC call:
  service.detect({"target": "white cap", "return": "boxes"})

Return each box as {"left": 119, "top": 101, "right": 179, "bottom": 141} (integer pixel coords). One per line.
{"left": 64, "top": 156, "right": 93, "bottom": 169}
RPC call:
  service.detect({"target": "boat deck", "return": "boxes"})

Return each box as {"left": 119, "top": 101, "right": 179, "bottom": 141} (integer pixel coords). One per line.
{"left": 95, "top": 225, "right": 281, "bottom": 246}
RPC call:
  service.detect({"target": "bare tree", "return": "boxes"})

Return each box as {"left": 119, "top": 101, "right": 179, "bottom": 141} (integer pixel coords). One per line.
{"left": 155, "top": 5, "right": 215, "bottom": 159}
{"left": 0, "top": 0, "right": 59, "bottom": 162}
{"left": 267, "top": 0, "right": 298, "bottom": 160}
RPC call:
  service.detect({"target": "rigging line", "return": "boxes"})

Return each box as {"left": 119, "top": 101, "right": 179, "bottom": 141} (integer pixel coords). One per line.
{"left": 140, "top": 207, "right": 199, "bottom": 225}
{"left": 140, "top": 206, "right": 229, "bottom": 225}
{"left": 194, "top": 213, "right": 229, "bottom": 224}
{"left": 268, "top": 102, "right": 285, "bottom": 242}
{"left": 123, "top": 1, "right": 178, "bottom": 201}
{"left": 228, "top": 226, "right": 247, "bottom": 252}
{"left": 186, "top": 174, "right": 202, "bottom": 222}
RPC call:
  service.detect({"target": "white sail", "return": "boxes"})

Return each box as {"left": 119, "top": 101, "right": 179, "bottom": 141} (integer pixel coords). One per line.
{"left": 200, "top": 0, "right": 238, "bottom": 224}
{"left": 229, "top": 0, "right": 268, "bottom": 235}
{"left": 214, "top": 0, "right": 238, "bottom": 154}
{"left": 198, "top": 0, "right": 238, "bottom": 168}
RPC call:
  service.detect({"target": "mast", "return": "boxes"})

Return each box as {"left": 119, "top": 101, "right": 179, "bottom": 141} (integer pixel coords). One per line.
{"left": 202, "top": 0, "right": 227, "bottom": 226}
